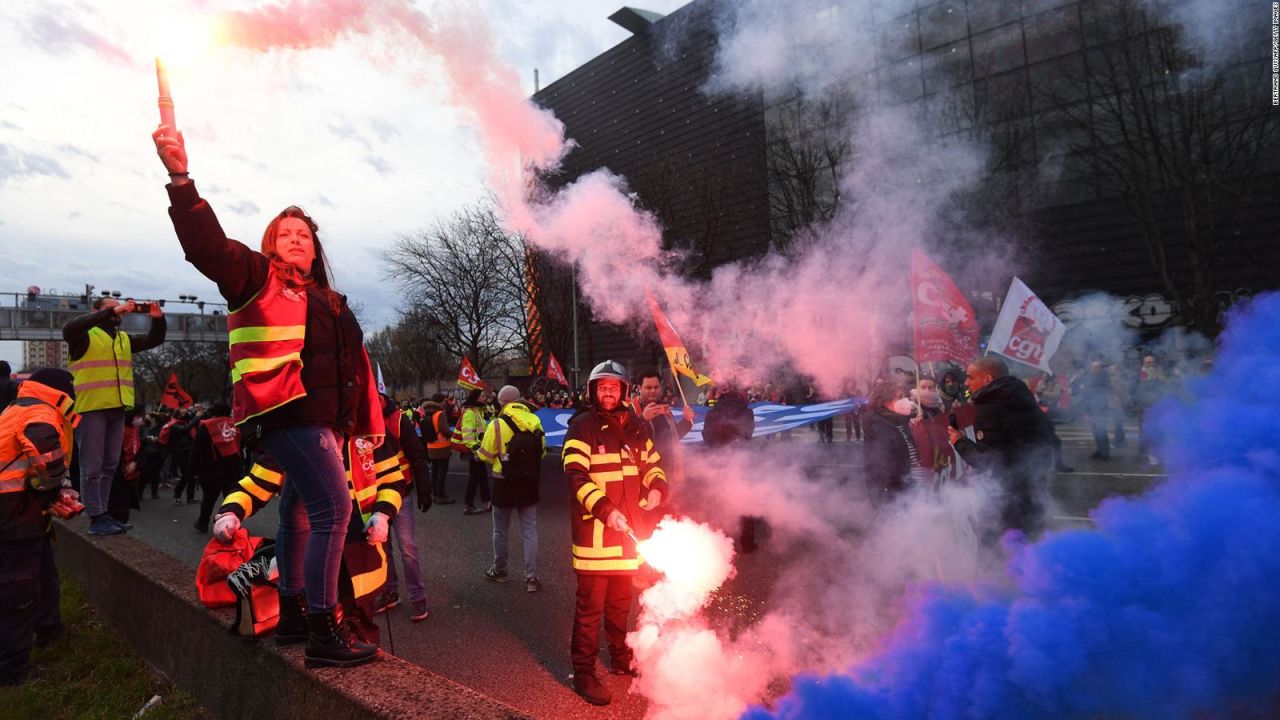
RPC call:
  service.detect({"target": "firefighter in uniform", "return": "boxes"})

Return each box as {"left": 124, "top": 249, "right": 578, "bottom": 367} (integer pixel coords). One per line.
{"left": 563, "top": 360, "right": 668, "bottom": 706}
{"left": 212, "top": 430, "right": 407, "bottom": 665}
{"left": 0, "top": 369, "right": 83, "bottom": 685}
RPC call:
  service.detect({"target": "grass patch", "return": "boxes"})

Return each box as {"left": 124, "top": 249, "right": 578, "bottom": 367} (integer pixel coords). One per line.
{"left": 0, "top": 579, "right": 209, "bottom": 720}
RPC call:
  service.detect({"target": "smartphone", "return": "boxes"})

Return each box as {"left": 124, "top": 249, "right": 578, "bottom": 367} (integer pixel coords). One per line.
{"left": 133, "top": 302, "right": 153, "bottom": 313}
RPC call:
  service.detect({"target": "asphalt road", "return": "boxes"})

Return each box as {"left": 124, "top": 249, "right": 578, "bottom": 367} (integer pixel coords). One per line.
{"left": 111, "top": 420, "right": 1162, "bottom": 719}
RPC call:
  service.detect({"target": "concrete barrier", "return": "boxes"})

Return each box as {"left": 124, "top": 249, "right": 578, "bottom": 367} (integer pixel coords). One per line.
{"left": 53, "top": 519, "right": 531, "bottom": 720}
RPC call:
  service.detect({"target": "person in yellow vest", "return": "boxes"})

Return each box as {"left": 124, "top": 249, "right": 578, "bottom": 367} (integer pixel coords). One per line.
{"left": 0, "top": 369, "right": 83, "bottom": 686}
{"left": 63, "top": 297, "right": 165, "bottom": 536}
{"left": 154, "top": 125, "right": 385, "bottom": 668}
{"left": 562, "top": 360, "right": 668, "bottom": 706}
{"left": 212, "top": 428, "right": 407, "bottom": 664}
{"left": 476, "top": 385, "right": 545, "bottom": 593}
{"left": 457, "top": 388, "right": 492, "bottom": 515}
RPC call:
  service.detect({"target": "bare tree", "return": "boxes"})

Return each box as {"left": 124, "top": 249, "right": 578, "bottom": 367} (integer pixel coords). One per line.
{"left": 385, "top": 203, "right": 527, "bottom": 377}
{"left": 764, "top": 91, "right": 852, "bottom": 253}
{"left": 1044, "top": 0, "right": 1277, "bottom": 334}
{"left": 132, "top": 341, "right": 230, "bottom": 407}
{"left": 365, "top": 310, "right": 451, "bottom": 395}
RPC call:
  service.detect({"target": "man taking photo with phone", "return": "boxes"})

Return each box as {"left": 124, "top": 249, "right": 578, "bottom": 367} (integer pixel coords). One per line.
{"left": 63, "top": 297, "right": 166, "bottom": 535}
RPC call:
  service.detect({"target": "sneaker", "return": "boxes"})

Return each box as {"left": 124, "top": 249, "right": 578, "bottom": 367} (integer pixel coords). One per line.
{"left": 434, "top": 495, "right": 456, "bottom": 505}
{"left": 88, "top": 515, "right": 124, "bottom": 536}
{"left": 109, "top": 517, "right": 132, "bottom": 531}
{"left": 463, "top": 505, "right": 486, "bottom": 515}
{"left": 526, "top": 578, "right": 541, "bottom": 593}
{"left": 484, "top": 566, "right": 509, "bottom": 583}
{"left": 174, "top": 498, "right": 185, "bottom": 506}
{"left": 373, "top": 590, "right": 400, "bottom": 615}
{"left": 410, "top": 601, "right": 429, "bottom": 622}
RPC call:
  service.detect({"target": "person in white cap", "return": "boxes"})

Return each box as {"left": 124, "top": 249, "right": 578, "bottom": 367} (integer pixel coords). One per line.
{"left": 476, "top": 385, "right": 545, "bottom": 593}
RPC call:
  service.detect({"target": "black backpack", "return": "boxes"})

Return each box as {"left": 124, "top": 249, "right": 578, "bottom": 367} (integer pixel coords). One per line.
{"left": 491, "top": 416, "right": 542, "bottom": 508}
{"left": 499, "top": 416, "right": 543, "bottom": 485}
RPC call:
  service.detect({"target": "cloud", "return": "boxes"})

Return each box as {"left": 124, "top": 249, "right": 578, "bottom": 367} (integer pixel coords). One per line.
{"left": 327, "top": 118, "right": 372, "bottom": 151}
{"left": 19, "top": 6, "right": 131, "bottom": 64}
{"left": 0, "top": 144, "right": 70, "bottom": 185}
{"left": 57, "top": 143, "right": 100, "bottom": 163}
{"left": 369, "top": 117, "right": 400, "bottom": 142}
{"left": 228, "top": 153, "right": 268, "bottom": 172}
{"left": 315, "top": 194, "right": 336, "bottom": 208}
{"left": 363, "top": 155, "right": 393, "bottom": 176}
{"left": 226, "top": 200, "right": 261, "bottom": 216}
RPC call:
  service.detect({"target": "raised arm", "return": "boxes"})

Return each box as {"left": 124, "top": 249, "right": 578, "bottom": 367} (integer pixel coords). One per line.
{"left": 152, "top": 124, "right": 268, "bottom": 309}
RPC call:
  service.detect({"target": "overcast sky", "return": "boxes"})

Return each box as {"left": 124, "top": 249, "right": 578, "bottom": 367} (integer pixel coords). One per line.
{"left": 0, "top": 0, "right": 690, "bottom": 369}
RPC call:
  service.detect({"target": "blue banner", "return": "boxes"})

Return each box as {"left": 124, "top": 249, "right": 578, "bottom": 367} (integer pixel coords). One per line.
{"left": 534, "top": 398, "right": 866, "bottom": 449}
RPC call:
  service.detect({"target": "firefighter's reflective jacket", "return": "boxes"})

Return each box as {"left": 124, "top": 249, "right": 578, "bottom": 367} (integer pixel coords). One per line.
{"left": 218, "top": 433, "right": 407, "bottom": 603}
{"left": 562, "top": 407, "right": 667, "bottom": 575}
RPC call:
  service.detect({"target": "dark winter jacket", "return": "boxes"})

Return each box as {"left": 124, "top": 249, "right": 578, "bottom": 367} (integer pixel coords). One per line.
{"left": 952, "top": 375, "right": 1055, "bottom": 532}
{"left": 702, "top": 392, "right": 754, "bottom": 448}
{"left": 165, "top": 181, "right": 371, "bottom": 438}
{"left": 189, "top": 419, "right": 245, "bottom": 488}
{"left": 0, "top": 377, "right": 18, "bottom": 410}
{"left": 635, "top": 400, "right": 693, "bottom": 480}
{"left": 862, "top": 409, "right": 918, "bottom": 505}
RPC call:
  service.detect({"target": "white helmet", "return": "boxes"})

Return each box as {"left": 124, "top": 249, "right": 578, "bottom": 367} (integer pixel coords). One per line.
{"left": 587, "top": 359, "right": 629, "bottom": 404}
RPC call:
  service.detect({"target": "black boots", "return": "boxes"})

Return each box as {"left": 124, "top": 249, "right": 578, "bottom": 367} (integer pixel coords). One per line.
{"left": 304, "top": 609, "right": 379, "bottom": 668}
{"left": 573, "top": 670, "right": 612, "bottom": 706}
{"left": 275, "top": 592, "right": 307, "bottom": 646}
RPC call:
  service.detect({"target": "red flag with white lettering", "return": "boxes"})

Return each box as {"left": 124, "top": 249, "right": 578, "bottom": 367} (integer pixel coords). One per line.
{"left": 545, "top": 352, "right": 569, "bottom": 388}
{"left": 456, "top": 357, "right": 484, "bottom": 391}
{"left": 910, "top": 250, "right": 980, "bottom": 365}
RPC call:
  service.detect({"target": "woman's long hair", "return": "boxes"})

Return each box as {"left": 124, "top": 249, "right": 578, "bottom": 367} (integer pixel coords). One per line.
{"left": 260, "top": 206, "right": 343, "bottom": 316}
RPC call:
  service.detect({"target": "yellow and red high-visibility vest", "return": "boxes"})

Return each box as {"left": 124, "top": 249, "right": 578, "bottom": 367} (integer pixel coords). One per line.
{"left": 70, "top": 327, "right": 134, "bottom": 412}
{"left": 227, "top": 268, "right": 308, "bottom": 425}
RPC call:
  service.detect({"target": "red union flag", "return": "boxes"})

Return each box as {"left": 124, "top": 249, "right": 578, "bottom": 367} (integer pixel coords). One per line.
{"left": 988, "top": 277, "right": 1066, "bottom": 372}
{"left": 160, "top": 371, "right": 193, "bottom": 409}
{"left": 456, "top": 357, "right": 484, "bottom": 391}
{"left": 545, "top": 352, "right": 569, "bottom": 388}
{"left": 911, "top": 250, "right": 979, "bottom": 365}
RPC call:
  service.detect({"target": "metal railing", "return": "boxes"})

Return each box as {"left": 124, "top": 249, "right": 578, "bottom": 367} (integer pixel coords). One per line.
{"left": 0, "top": 292, "right": 228, "bottom": 343}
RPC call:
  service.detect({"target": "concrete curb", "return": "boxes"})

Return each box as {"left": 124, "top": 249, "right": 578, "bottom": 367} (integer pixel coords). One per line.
{"left": 53, "top": 519, "right": 531, "bottom": 720}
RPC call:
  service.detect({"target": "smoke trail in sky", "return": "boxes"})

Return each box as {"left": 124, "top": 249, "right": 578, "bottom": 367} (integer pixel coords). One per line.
{"left": 212, "top": 0, "right": 568, "bottom": 191}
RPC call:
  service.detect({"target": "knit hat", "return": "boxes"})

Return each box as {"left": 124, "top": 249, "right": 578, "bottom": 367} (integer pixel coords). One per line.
{"left": 28, "top": 368, "right": 75, "bottom": 399}
{"left": 497, "top": 385, "right": 521, "bottom": 406}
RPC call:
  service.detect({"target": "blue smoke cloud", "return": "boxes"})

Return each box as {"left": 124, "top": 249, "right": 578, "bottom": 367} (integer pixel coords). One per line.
{"left": 745, "top": 293, "right": 1280, "bottom": 719}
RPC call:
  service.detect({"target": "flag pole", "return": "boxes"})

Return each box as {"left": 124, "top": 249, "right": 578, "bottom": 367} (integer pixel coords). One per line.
{"left": 669, "top": 366, "right": 692, "bottom": 408}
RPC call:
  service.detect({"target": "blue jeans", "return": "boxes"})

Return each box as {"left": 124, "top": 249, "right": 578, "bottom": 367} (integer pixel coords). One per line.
{"left": 492, "top": 504, "right": 538, "bottom": 580}
{"left": 384, "top": 491, "right": 426, "bottom": 604}
{"left": 261, "top": 425, "right": 351, "bottom": 613}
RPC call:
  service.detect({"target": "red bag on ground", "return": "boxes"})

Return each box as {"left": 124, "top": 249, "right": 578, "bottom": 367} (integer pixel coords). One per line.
{"left": 195, "top": 529, "right": 262, "bottom": 608}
